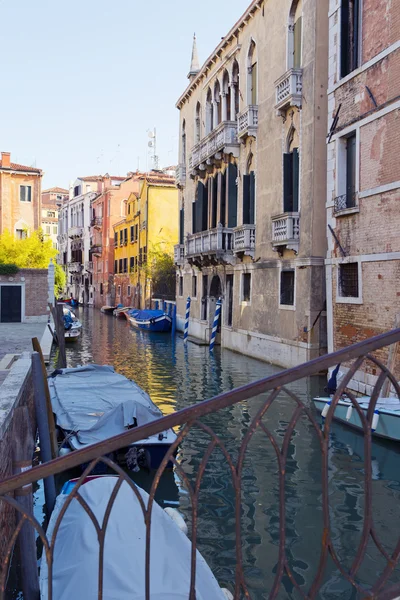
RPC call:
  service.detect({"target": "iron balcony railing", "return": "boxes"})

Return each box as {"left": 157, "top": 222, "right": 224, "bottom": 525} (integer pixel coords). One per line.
{"left": 334, "top": 192, "right": 358, "bottom": 214}
{"left": 1, "top": 329, "right": 400, "bottom": 599}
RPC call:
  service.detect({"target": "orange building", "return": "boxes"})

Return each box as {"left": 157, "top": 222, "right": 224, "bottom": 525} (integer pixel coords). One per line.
{"left": 0, "top": 151, "right": 43, "bottom": 237}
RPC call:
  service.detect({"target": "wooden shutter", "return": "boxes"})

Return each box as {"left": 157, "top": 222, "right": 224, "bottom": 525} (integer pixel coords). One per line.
{"left": 202, "top": 182, "right": 208, "bottom": 231}
{"left": 227, "top": 164, "right": 238, "bottom": 228}
{"left": 243, "top": 175, "right": 251, "bottom": 224}
{"left": 251, "top": 62, "right": 257, "bottom": 105}
{"left": 192, "top": 201, "right": 196, "bottom": 234}
{"left": 346, "top": 134, "right": 356, "bottom": 201}
{"left": 292, "top": 149, "right": 299, "bottom": 212}
{"left": 340, "top": 0, "right": 350, "bottom": 77}
{"left": 212, "top": 176, "right": 218, "bottom": 229}
{"left": 283, "top": 153, "right": 293, "bottom": 212}
{"left": 249, "top": 171, "right": 255, "bottom": 224}
{"left": 179, "top": 208, "right": 184, "bottom": 244}
{"left": 293, "top": 17, "right": 302, "bottom": 69}
{"left": 220, "top": 170, "right": 226, "bottom": 226}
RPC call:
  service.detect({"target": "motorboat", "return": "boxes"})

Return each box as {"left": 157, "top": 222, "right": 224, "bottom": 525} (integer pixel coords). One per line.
{"left": 63, "top": 307, "right": 82, "bottom": 342}
{"left": 40, "top": 476, "right": 231, "bottom": 599}
{"left": 127, "top": 309, "right": 172, "bottom": 333}
{"left": 113, "top": 306, "right": 133, "bottom": 318}
{"left": 48, "top": 364, "right": 177, "bottom": 469}
{"left": 100, "top": 305, "right": 116, "bottom": 315}
{"left": 313, "top": 396, "right": 400, "bottom": 441}
{"left": 64, "top": 327, "right": 81, "bottom": 342}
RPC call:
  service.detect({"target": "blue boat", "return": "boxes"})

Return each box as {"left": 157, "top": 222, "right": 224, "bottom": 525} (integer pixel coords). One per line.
{"left": 127, "top": 309, "right": 172, "bottom": 333}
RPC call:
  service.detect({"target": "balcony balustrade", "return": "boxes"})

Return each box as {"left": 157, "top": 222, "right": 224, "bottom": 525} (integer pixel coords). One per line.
{"left": 238, "top": 106, "right": 258, "bottom": 140}
{"left": 189, "top": 121, "right": 239, "bottom": 173}
{"left": 274, "top": 68, "right": 303, "bottom": 115}
{"left": 68, "top": 262, "right": 83, "bottom": 273}
{"left": 68, "top": 225, "right": 84, "bottom": 239}
{"left": 186, "top": 225, "right": 234, "bottom": 264}
{"left": 175, "top": 164, "right": 186, "bottom": 187}
{"left": 84, "top": 261, "right": 93, "bottom": 272}
{"left": 271, "top": 212, "right": 300, "bottom": 253}
{"left": 90, "top": 244, "right": 102, "bottom": 256}
{"left": 174, "top": 244, "right": 185, "bottom": 265}
{"left": 234, "top": 224, "right": 256, "bottom": 257}
{"left": 90, "top": 217, "right": 103, "bottom": 228}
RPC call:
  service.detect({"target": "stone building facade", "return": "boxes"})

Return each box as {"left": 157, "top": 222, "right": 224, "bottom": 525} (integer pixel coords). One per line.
{"left": 41, "top": 187, "right": 68, "bottom": 249}
{"left": 175, "top": 0, "right": 328, "bottom": 367}
{"left": 326, "top": 0, "right": 400, "bottom": 391}
{"left": 0, "top": 152, "right": 42, "bottom": 237}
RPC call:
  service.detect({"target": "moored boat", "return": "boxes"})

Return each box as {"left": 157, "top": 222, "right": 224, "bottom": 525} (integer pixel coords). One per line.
{"left": 313, "top": 396, "right": 400, "bottom": 441}
{"left": 113, "top": 306, "right": 133, "bottom": 318}
{"left": 100, "top": 305, "right": 116, "bottom": 315}
{"left": 40, "top": 476, "right": 231, "bottom": 599}
{"left": 127, "top": 309, "right": 172, "bottom": 333}
{"left": 48, "top": 364, "right": 177, "bottom": 469}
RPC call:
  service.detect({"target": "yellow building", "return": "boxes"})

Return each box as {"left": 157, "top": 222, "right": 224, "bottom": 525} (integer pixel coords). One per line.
{"left": 113, "top": 172, "right": 178, "bottom": 308}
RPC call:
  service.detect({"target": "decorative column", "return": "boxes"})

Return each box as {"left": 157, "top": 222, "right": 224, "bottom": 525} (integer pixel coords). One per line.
{"left": 221, "top": 92, "right": 228, "bottom": 122}
{"left": 230, "top": 83, "right": 237, "bottom": 120}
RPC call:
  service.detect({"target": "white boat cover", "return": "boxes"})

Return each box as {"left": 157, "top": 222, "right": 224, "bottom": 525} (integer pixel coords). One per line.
{"left": 40, "top": 477, "right": 227, "bottom": 600}
{"left": 316, "top": 396, "right": 400, "bottom": 413}
{"left": 48, "top": 365, "right": 163, "bottom": 446}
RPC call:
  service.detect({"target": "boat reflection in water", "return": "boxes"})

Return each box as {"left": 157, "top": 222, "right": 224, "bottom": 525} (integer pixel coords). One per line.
{"left": 47, "top": 308, "right": 400, "bottom": 599}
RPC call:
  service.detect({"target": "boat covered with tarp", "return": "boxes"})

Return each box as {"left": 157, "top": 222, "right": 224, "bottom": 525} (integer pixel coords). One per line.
{"left": 127, "top": 309, "right": 172, "bottom": 333}
{"left": 48, "top": 364, "right": 176, "bottom": 468}
{"left": 40, "top": 476, "right": 230, "bottom": 600}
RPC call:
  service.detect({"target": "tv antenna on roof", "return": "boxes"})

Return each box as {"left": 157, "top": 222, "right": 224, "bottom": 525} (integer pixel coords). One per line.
{"left": 147, "top": 128, "right": 159, "bottom": 170}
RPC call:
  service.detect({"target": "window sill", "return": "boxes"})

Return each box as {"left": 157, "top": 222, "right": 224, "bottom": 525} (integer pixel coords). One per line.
{"left": 336, "top": 296, "right": 363, "bottom": 305}
{"left": 241, "top": 300, "right": 251, "bottom": 307}
{"left": 279, "top": 304, "right": 296, "bottom": 311}
{"left": 334, "top": 206, "right": 360, "bottom": 218}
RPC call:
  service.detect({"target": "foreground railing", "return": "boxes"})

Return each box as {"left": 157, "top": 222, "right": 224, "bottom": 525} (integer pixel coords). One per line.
{"left": 1, "top": 329, "right": 400, "bottom": 599}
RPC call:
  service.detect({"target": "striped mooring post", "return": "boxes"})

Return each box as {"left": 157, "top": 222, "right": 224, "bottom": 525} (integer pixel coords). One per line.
{"left": 209, "top": 298, "right": 222, "bottom": 353}
{"left": 183, "top": 297, "right": 191, "bottom": 344}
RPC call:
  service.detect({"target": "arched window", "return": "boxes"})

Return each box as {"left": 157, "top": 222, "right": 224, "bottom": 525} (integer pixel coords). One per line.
{"left": 222, "top": 70, "right": 231, "bottom": 121}
{"left": 288, "top": 0, "right": 303, "bottom": 69}
{"left": 214, "top": 80, "right": 221, "bottom": 126}
{"left": 181, "top": 119, "right": 186, "bottom": 163}
{"left": 247, "top": 40, "right": 257, "bottom": 106}
{"left": 195, "top": 102, "right": 201, "bottom": 143}
{"left": 206, "top": 88, "right": 213, "bottom": 134}
{"left": 232, "top": 60, "right": 240, "bottom": 119}
{"left": 283, "top": 126, "right": 300, "bottom": 212}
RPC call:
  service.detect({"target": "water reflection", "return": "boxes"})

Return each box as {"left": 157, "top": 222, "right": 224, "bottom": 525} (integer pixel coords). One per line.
{"left": 46, "top": 308, "right": 400, "bottom": 598}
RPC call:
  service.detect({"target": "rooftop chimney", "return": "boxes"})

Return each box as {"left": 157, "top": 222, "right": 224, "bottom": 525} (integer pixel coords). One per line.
{"left": 1, "top": 152, "right": 11, "bottom": 168}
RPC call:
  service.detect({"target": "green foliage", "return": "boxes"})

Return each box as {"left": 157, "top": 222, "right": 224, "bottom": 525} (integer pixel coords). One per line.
{"left": 0, "top": 263, "right": 19, "bottom": 275}
{"left": 145, "top": 245, "right": 176, "bottom": 300}
{"left": 0, "top": 229, "right": 63, "bottom": 294}
{"left": 54, "top": 263, "right": 66, "bottom": 296}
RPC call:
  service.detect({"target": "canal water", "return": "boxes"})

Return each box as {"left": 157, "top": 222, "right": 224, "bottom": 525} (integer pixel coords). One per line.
{"left": 8, "top": 308, "right": 400, "bottom": 599}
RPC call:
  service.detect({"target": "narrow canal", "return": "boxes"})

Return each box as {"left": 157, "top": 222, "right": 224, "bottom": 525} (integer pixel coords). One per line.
{"left": 9, "top": 308, "right": 400, "bottom": 598}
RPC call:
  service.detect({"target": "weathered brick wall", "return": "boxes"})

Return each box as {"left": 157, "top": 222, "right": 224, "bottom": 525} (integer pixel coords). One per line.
{"left": 0, "top": 358, "right": 36, "bottom": 565}
{"left": 0, "top": 269, "right": 48, "bottom": 321}
{"left": 362, "top": 0, "right": 400, "bottom": 63}
{"left": 360, "top": 111, "right": 400, "bottom": 191}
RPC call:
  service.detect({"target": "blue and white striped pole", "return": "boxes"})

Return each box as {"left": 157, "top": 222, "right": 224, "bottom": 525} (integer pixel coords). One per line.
{"left": 184, "top": 297, "right": 191, "bottom": 344}
{"left": 209, "top": 298, "right": 222, "bottom": 353}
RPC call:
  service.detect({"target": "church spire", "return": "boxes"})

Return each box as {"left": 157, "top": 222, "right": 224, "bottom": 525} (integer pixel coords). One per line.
{"left": 188, "top": 33, "right": 200, "bottom": 80}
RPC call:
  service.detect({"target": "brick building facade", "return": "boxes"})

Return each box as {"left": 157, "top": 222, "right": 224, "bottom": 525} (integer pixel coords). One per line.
{"left": 0, "top": 269, "right": 49, "bottom": 323}
{"left": 326, "top": 0, "right": 400, "bottom": 392}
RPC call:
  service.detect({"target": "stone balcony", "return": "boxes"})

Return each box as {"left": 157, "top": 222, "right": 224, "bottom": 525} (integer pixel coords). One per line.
{"left": 68, "top": 226, "right": 84, "bottom": 239}
{"left": 90, "top": 244, "right": 102, "bottom": 256}
{"left": 234, "top": 224, "right": 256, "bottom": 257}
{"left": 189, "top": 121, "right": 239, "bottom": 174}
{"left": 238, "top": 106, "right": 258, "bottom": 140}
{"left": 84, "top": 261, "right": 93, "bottom": 272}
{"left": 274, "top": 68, "right": 303, "bottom": 116}
{"left": 174, "top": 244, "right": 185, "bottom": 266}
{"left": 68, "top": 262, "right": 83, "bottom": 273}
{"left": 185, "top": 225, "right": 234, "bottom": 265}
{"left": 90, "top": 217, "right": 103, "bottom": 228}
{"left": 175, "top": 164, "right": 186, "bottom": 187}
{"left": 272, "top": 212, "right": 300, "bottom": 253}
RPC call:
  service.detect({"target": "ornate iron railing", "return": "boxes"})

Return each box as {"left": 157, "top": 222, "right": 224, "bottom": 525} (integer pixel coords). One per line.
{"left": 334, "top": 192, "right": 358, "bottom": 213}
{"left": 1, "top": 329, "right": 400, "bottom": 599}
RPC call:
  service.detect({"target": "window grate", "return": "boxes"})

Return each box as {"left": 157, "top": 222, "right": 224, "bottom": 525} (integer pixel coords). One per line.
{"left": 280, "top": 270, "right": 295, "bottom": 306}
{"left": 334, "top": 193, "right": 357, "bottom": 213}
{"left": 339, "top": 263, "right": 359, "bottom": 297}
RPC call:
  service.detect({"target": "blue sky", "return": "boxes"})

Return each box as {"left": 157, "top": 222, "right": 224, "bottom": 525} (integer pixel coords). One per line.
{"left": 0, "top": 0, "right": 250, "bottom": 188}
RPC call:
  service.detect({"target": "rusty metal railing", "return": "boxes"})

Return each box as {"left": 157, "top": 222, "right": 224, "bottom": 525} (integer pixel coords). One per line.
{"left": 1, "top": 328, "right": 400, "bottom": 599}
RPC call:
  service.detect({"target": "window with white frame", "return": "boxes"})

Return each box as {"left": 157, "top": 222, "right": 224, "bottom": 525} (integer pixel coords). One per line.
{"left": 280, "top": 269, "right": 295, "bottom": 306}
{"left": 335, "top": 131, "right": 357, "bottom": 213}
{"left": 242, "top": 273, "right": 251, "bottom": 302}
{"left": 20, "top": 186, "right": 32, "bottom": 202}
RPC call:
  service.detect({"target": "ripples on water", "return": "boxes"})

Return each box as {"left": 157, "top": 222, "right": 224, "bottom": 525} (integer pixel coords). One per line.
{"left": 15, "top": 308, "right": 400, "bottom": 599}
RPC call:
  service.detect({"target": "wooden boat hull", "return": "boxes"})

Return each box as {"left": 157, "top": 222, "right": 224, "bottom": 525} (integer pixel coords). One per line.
{"left": 128, "top": 314, "right": 172, "bottom": 333}
{"left": 313, "top": 397, "right": 400, "bottom": 441}
{"left": 64, "top": 329, "right": 81, "bottom": 342}
{"left": 100, "top": 305, "right": 116, "bottom": 315}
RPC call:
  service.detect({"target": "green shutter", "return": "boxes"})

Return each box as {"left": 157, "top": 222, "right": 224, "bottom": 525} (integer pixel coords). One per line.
{"left": 202, "top": 182, "right": 209, "bottom": 231}
{"left": 249, "top": 171, "right": 255, "bottom": 224}
{"left": 293, "top": 17, "right": 302, "bottom": 69}
{"left": 251, "top": 62, "right": 257, "bottom": 105}
{"left": 192, "top": 201, "right": 196, "bottom": 234}
{"left": 227, "top": 164, "right": 238, "bottom": 228}
{"left": 220, "top": 171, "right": 226, "bottom": 226}
{"left": 292, "top": 149, "right": 299, "bottom": 212}
{"left": 179, "top": 208, "right": 184, "bottom": 244}
{"left": 283, "top": 153, "right": 293, "bottom": 212}
{"left": 212, "top": 176, "right": 218, "bottom": 229}
{"left": 346, "top": 134, "right": 356, "bottom": 201}
{"left": 243, "top": 175, "right": 251, "bottom": 224}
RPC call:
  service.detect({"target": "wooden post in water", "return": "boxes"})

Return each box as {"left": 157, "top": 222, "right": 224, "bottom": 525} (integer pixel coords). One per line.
{"left": 32, "top": 337, "right": 57, "bottom": 460}
{"left": 382, "top": 313, "right": 400, "bottom": 397}
{"left": 50, "top": 303, "right": 67, "bottom": 369}
{"left": 32, "top": 352, "right": 56, "bottom": 515}
{"left": 12, "top": 406, "right": 40, "bottom": 600}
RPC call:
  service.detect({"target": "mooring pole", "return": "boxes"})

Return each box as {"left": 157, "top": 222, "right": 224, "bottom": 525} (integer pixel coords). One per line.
{"left": 155, "top": 300, "right": 159, "bottom": 310}
{"left": 171, "top": 304, "right": 177, "bottom": 338}
{"left": 32, "top": 352, "right": 56, "bottom": 515}
{"left": 12, "top": 406, "right": 40, "bottom": 600}
{"left": 209, "top": 298, "right": 222, "bottom": 353}
{"left": 184, "top": 297, "right": 191, "bottom": 344}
